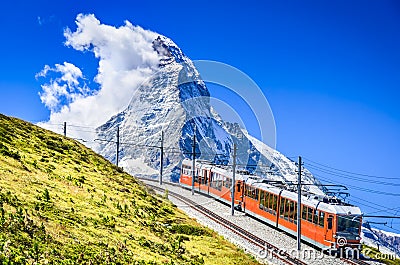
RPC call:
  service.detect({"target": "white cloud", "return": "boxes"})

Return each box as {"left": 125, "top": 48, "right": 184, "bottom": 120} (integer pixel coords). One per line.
{"left": 36, "top": 62, "right": 87, "bottom": 111}
{"left": 37, "top": 14, "right": 161, "bottom": 139}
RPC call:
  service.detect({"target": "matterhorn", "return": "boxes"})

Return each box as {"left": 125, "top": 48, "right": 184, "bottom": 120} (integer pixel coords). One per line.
{"left": 94, "top": 34, "right": 323, "bottom": 195}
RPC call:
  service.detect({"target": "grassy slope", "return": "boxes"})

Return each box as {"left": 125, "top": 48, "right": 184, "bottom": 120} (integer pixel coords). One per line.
{"left": 0, "top": 114, "right": 260, "bottom": 265}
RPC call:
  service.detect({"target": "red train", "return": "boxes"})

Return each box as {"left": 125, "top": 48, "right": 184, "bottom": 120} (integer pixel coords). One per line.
{"left": 180, "top": 159, "right": 362, "bottom": 250}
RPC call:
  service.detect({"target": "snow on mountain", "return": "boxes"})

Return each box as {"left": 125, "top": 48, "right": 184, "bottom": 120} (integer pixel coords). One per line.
{"left": 94, "top": 34, "right": 327, "bottom": 196}
{"left": 242, "top": 131, "right": 325, "bottom": 195}
{"left": 362, "top": 224, "right": 400, "bottom": 257}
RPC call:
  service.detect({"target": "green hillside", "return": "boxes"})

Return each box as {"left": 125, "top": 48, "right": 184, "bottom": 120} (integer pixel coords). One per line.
{"left": 0, "top": 114, "right": 260, "bottom": 265}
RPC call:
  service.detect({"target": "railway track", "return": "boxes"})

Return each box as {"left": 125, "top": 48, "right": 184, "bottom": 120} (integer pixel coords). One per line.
{"left": 140, "top": 179, "right": 374, "bottom": 265}
{"left": 145, "top": 182, "right": 308, "bottom": 265}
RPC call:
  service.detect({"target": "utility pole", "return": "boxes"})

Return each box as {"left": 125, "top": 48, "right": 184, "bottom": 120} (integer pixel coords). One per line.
{"left": 159, "top": 131, "right": 164, "bottom": 185}
{"left": 192, "top": 126, "right": 196, "bottom": 195}
{"left": 231, "top": 143, "right": 237, "bottom": 216}
{"left": 63, "top": 122, "right": 67, "bottom": 137}
{"left": 116, "top": 127, "right": 120, "bottom": 167}
{"left": 297, "top": 156, "right": 302, "bottom": 251}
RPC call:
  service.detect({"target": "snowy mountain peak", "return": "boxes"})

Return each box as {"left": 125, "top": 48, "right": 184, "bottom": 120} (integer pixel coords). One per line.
{"left": 152, "top": 35, "right": 186, "bottom": 64}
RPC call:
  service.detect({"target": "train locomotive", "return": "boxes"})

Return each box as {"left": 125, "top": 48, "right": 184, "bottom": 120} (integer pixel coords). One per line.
{"left": 180, "top": 159, "right": 362, "bottom": 250}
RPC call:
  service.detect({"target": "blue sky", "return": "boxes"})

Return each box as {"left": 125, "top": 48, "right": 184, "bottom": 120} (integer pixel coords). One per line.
{"left": 1, "top": 1, "right": 399, "bottom": 232}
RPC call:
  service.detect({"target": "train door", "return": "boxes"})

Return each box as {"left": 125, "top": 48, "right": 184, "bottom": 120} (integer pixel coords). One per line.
{"left": 235, "top": 180, "right": 244, "bottom": 210}
{"left": 325, "top": 214, "right": 334, "bottom": 244}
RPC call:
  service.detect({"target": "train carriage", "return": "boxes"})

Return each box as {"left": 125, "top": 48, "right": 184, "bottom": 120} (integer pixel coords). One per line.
{"left": 180, "top": 159, "right": 362, "bottom": 250}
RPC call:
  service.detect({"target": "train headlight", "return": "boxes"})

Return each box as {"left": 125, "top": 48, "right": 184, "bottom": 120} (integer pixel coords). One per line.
{"left": 355, "top": 236, "right": 360, "bottom": 240}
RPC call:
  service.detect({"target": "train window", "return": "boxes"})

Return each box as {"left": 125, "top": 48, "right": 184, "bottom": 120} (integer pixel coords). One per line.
{"left": 246, "top": 186, "right": 250, "bottom": 197}
{"left": 337, "top": 215, "right": 361, "bottom": 237}
{"left": 264, "top": 192, "right": 270, "bottom": 209}
{"left": 211, "top": 173, "right": 217, "bottom": 189}
{"left": 287, "top": 200, "right": 295, "bottom": 222}
{"left": 259, "top": 191, "right": 264, "bottom": 209}
{"left": 319, "top": 211, "right": 325, "bottom": 227}
{"left": 271, "top": 195, "right": 277, "bottom": 214}
{"left": 302, "top": 206, "right": 307, "bottom": 220}
{"left": 216, "top": 174, "right": 222, "bottom": 191}
{"left": 292, "top": 202, "right": 297, "bottom": 223}
{"left": 249, "top": 186, "right": 254, "bottom": 198}
{"left": 327, "top": 216, "right": 333, "bottom": 230}
{"left": 224, "top": 178, "right": 231, "bottom": 188}
{"left": 264, "top": 192, "right": 268, "bottom": 207}
{"left": 269, "top": 193, "right": 274, "bottom": 210}
{"left": 313, "top": 210, "right": 319, "bottom": 225}
{"left": 236, "top": 182, "right": 241, "bottom": 193}
{"left": 279, "top": 198, "right": 286, "bottom": 218}
{"left": 307, "top": 208, "right": 314, "bottom": 223}
{"left": 281, "top": 199, "right": 287, "bottom": 218}
{"left": 264, "top": 192, "right": 269, "bottom": 209}
{"left": 284, "top": 199, "right": 291, "bottom": 220}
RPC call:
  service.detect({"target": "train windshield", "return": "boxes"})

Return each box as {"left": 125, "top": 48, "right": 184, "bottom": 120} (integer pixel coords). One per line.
{"left": 337, "top": 215, "right": 361, "bottom": 240}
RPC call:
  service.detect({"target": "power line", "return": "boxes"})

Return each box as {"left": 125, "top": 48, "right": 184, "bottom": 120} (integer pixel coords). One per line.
{"left": 372, "top": 223, "right": 400, "bottom": 234}
{"left": 68, "top": 124, "right": 96, "bottom": 129}
{"left": 314, "top": 173, "right": 400, "bottom": 197}
{"left": 66, "top": 128, "right": 97, "bottom": 133}
{"left": 351, "top": 196, "right": 400, "bottom": 215}
{"left": 306, "top": 164, "right": 400, "bottom": 186}
{"left": 303, "top": 157, "right": 399, "bottom": 180}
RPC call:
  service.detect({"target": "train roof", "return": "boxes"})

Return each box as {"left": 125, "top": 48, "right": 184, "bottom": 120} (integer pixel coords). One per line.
{"left": 249, "top": 179, "right": 362, "bottom": 215}
{"left": 182, "top": 159, "right": 362, "bottom": 216}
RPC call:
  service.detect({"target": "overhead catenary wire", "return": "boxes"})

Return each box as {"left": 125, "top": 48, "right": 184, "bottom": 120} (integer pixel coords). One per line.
{"left": 351, "top": 196, "right": 400, "bottom": 215}
{"left": 68, "top": 124, "right": 97, "bottom": 129}
{"left": 303, "top": 157, "right": 399, "bottom": 180}
{"left": 66, "top": 128, "right": 98, "bottom": 133}
{"left": 306, "top": 163, "right": 400, "bottom": 186}
{"left": 314, "top": 173, "right": 400, "bottom": 197}
{"left": 380, "top": 223, "right": 400, "bottom": 234}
